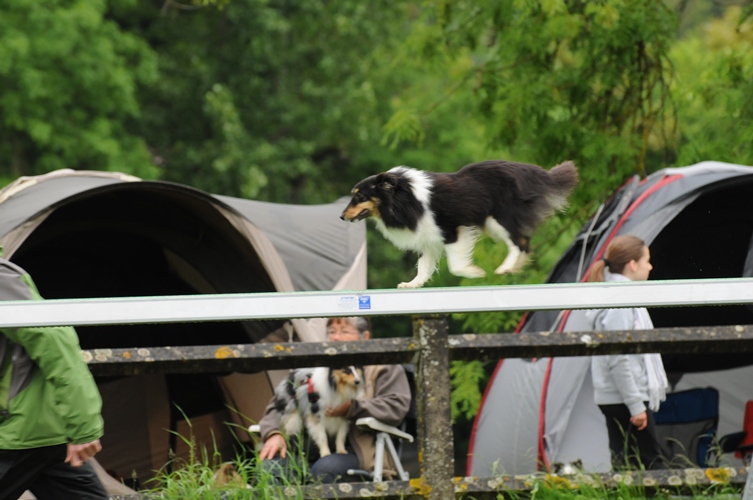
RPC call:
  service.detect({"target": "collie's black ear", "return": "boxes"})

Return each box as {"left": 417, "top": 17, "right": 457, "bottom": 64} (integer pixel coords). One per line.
{"left": 377, "top": 172, "right": 398, "bottom": 191}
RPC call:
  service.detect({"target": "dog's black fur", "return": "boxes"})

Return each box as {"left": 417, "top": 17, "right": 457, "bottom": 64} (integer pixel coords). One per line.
{"left": 341, "top": 160, "right": 578, "bottom": 288}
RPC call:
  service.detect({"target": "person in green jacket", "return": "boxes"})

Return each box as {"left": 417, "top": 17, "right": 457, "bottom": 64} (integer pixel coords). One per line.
{"left": 0, "top": 257, "right": 107, "bottom": 499}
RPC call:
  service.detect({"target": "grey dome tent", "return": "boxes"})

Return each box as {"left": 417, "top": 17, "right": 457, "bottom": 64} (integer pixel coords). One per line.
{"left": 0, "top": 169, "right": 365, "bottom": 488}
{"left": 468, "top": 161, "right": 753, "bottom": 477}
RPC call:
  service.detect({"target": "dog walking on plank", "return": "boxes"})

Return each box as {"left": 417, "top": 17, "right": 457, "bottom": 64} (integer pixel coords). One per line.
{"left": 341, "top": 159, "right": 578, "bottom": 288}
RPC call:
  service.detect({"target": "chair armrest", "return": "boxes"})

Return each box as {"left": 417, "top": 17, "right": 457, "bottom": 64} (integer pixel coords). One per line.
{"left": 356, "top": 417, "right": 414, "bottom": 443}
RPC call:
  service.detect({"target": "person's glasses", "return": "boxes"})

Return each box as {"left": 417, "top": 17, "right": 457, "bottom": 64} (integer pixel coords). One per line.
{"left": 328, "top": 329, "right": 359, "bottom": 338}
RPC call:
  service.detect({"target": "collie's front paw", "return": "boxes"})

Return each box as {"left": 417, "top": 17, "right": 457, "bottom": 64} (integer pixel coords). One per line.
{"left": 397, "top": 280, "right": 423, "bottom": 288}
{"left": 336, "top": 448, "right": 348, "bottom": 454}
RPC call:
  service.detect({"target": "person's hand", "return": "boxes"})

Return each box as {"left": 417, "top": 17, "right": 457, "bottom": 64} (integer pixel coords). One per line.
{"left": 259, "top": 433, "right": 287, "bottom": 460}
{"left": 630, "top": 411, "right": 648, "bottom": 431}
{"left": 326, "top": 400, "right": 352, "bottom": 417}
{"left": 65, "top": 439, "right": 102, "bottom": 467}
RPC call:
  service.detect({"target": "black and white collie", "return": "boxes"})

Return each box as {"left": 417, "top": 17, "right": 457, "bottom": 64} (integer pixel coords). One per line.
{"left": 273, "top": 366, "right": 364, "bottom": 457}
{"left": 341, "top": 160, "right": 578, "bottom": 288}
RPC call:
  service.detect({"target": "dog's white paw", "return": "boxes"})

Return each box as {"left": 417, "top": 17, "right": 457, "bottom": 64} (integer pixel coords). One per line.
{"left": 494, "top": 264, "right": 515, "bottom": 275}
{"left": 397, "top": 281, "right": 423, "bottom": 288}
{"left": 495, "top": 253, "right": 529, "bottom": 275}
{"left": 451, "top": 266, "right": 486, "bottom": 279}
{"left": 494, "top": 262, "right": 526, "bottom": 275}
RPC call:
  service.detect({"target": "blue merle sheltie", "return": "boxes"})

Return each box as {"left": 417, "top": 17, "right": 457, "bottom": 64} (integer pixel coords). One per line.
{"left": 272, "top": 366, "right": 364, "bottom": 457}
{"left": 340, "top": 160, "right": 579, "bottom": 288}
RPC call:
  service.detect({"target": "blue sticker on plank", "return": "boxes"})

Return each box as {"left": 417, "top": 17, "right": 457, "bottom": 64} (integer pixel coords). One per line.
{"left": 358, "top": 296, "right": 371, "bottom": 310}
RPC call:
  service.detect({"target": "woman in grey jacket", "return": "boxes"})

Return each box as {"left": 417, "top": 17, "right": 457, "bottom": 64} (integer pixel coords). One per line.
{"left": 587, "top": 235, "right": 668, "bottom": 470}
{"left": 258, "top": 317, "right": 411, "bottom": 483}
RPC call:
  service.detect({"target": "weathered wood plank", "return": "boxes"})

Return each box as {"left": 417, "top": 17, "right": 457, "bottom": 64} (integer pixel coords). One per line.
{"left": 84, "top": 337, "right": 417, "bottom": 377}
{"left": 449, "top": 324, "right": 753, "bottom": 361}
{"left": 108, "top": 468, "right": 748, "bottom": 499}
{"left": 85, "top": 324, "right": 753, "bottom": 376}
{"left": 450, "top": 468, "right": 749, "bottom": 499}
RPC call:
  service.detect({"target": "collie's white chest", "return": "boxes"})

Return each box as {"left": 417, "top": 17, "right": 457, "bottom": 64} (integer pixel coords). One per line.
{"left": 374, "top": 217, "right": 444, "bottom": 253}
{"left": 322, "top": 416, "right": 349, "bottom": 435}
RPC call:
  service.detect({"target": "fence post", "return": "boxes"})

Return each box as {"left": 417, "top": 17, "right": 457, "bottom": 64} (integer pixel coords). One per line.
{"left": 413, "top": 315, "right": 454, "bottom": 500}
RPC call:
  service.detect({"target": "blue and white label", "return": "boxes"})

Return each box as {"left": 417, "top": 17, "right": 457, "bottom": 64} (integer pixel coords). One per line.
{"left": 358, "top": 296, "right": 371, "bottom": 310}
{"left": 337, "top": 295, "right": 371, "bottom": 311}
{"left": 337, "top": 296, "right": 358, "bottom": 311}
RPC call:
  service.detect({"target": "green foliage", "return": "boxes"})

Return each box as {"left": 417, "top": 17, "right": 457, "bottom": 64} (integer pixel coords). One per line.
{"left": 203, "top": 83, "right": 269, "bottom": 199}
{"left": 450, "top": 360, "right": 487, "bottom": 421}
{"left": 110, "top": 0, "right": 419, "bottom": 202}
{"left": 671, "top": 6, "right": 753, "bottom": 166}
{"left": 0, "top": 0, "right": 158, "bottom": 178}
{"left": 393, "top": 1, "right": 679, "bottom": 206}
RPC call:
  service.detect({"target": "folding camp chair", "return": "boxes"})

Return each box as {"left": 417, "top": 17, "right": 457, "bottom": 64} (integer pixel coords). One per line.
{"left": 653, "top": 387, "right": 719, "bottom": 468}
{"left": 345, "top": 365, "right": 417, "bottom": 482}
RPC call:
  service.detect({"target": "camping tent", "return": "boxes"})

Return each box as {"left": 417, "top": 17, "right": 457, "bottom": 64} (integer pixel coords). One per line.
{"left": 0, "top": 169, "right": 366, "bottom": 487}
{"left": 468, "top": 161, "right": 753, "bottom": 477}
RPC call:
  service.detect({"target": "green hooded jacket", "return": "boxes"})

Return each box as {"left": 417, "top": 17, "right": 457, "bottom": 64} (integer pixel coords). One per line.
{"left": 0, "top": 258, "right": 103, "bottom": 449}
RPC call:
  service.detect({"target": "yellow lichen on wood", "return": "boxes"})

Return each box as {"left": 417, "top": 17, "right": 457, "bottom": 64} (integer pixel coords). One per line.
{"left": 544, "top": 474, "right": 578, "bottom": 490}
{"left": 705, "top": 467, "right": 731, "bottom": 484}
{"left": 214, "top": 346, "right": 236, "bottom": 359}
{"left": 409, "top": 477, "right": 432, "bottom": 496}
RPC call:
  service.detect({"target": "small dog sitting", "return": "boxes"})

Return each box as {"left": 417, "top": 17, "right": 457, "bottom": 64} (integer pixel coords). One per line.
{"left": 272, "top": 366, "right": 364, "bottom": 457}
{"left": 552, "top": 459, "right": 584, "bottom": 475}
{"left": 341, "top": 159, "right": 578, "bottom": 288}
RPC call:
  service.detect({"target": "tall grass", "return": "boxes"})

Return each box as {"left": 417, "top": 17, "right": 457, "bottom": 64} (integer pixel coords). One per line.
{"left": 135, "top": 415, "right": 743, "bottom": 499}
{"left": 141, "top": 419, "right": 314, "bottom": 500}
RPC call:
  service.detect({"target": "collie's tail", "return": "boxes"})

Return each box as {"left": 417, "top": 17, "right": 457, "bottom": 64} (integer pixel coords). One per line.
{"left": 547, "top": 161, "right": 579, "bottom": 210}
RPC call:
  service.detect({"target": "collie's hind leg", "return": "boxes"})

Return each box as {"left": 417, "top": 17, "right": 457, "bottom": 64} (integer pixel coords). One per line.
{"left": 398, "top": 249, "right": 441, "bottom": 288}
{"left": 495, "top": 248, "right": 528, "bottom": 275}
{"left": 485, "top": 217, "right": 529, "bottom": 274}
{"left": 445, "top": 226, "right": 485, "bottom": 279}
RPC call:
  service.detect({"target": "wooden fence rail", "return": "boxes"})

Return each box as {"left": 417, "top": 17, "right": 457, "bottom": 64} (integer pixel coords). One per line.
{"left": 84, "top": 319, "right": 753, "bottom": 499}
{"left": 2, "top": 280, "right": 753, "bottom": 499}
{"left": 84, "top": 323, "right": 753, "bottom": 377}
